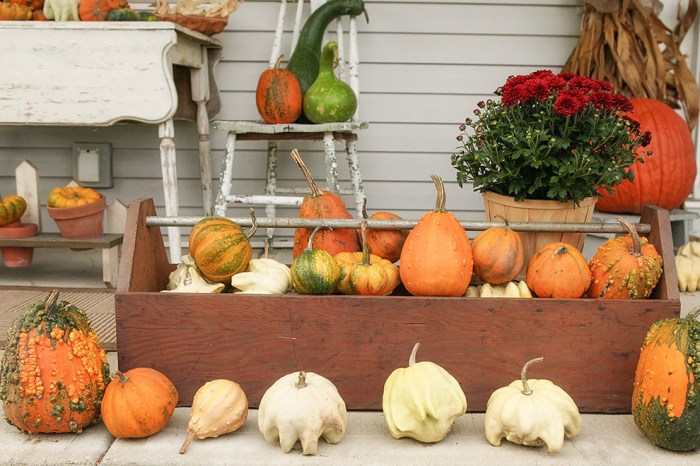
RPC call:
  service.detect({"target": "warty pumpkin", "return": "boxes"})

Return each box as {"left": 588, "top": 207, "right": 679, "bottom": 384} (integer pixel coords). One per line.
{"left": 47, "top": 186, "right": 102, "bottom": 208}
{"left": 0, "top": 194, "right": 27, "bottom": 227}
{"left": 399, "top": 174, "right": 473, "bottom": 297}
{"left": 0, "top": 291, "right": 111, "bottom": 434}
{"left": 189, "top": 209, "right": 258, "bottom": 284}
{"left": 526, "top": 242, "right": 591, "bottom": 298}
{"left": 471, "top": 216, "right": 524, "bottom": 285}
{"left": 291, "top": 148, "right": 360, "bottom": 258}
{"left": 256, "top": 55, "right": 303, "bottom": 124}
{"left": 291, "top": 225, "right": 343, "bottom": 295}
{"left": 597, "top": 98, "right": 696, "bottom": 214}
{"left": 588, "top": 217, "right": 663, "bottom": 299}
{"left": 364, "top": 210, "right": 408, "bottom": 263}
{"left": 632, "top": 308, "right": 700, "bottom": 452}
{"left": 100, "top": 368, "right": 178, "bottom": 439}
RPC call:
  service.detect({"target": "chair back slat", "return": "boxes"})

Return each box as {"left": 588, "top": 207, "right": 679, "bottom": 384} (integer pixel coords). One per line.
{"left": 290, "top": 0, "right": 306, "bottom": 54}
{"left": 269, "top": 0, "right": 288, "bottom": 66}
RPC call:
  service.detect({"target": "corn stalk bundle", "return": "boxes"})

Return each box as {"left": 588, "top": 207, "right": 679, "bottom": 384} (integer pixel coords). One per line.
{"left": 562, "top": 0, "right": 699, "bottom": 129}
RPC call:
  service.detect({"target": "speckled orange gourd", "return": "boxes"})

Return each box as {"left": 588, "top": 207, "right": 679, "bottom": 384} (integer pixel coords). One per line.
{"left": 587, "top": 217, "right": 662, "bottom": 299}
{"left": 0, "top": 291, "right": 111, "bottom": 434}
{"left": 526, "top": 242, "right": 591, "bottom": 298}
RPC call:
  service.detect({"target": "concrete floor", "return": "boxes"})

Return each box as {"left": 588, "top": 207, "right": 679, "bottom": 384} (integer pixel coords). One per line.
{"left": 1, "top": 250, "right": 700, "bottom": 464}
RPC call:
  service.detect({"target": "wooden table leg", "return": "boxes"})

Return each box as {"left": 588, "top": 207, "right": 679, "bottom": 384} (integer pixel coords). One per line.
{"left": 103, "top": 245, "right": 120, "bottom": 288}
{"left": 159, "top": 119, "right": 182, "bottom": 263}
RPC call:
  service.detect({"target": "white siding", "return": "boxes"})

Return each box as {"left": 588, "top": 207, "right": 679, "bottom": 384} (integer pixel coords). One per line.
{"left": 1, "top": 0, "right": 696, "bottom": 238}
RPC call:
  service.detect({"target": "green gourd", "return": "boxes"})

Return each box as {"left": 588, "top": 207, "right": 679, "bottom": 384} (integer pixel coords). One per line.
{"left": 287, "top": 0, "right": 366, "bottom": 97}
{"left": 303, "top": 41, "right": 358, "bottom": 124}
{"left": 290, "top": 226, "right": 343, "bottom": 295}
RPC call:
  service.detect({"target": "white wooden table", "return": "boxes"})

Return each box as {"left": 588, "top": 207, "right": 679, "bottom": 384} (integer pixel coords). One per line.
{"left": 0, "top": 22, "right": 222, "bottom": 263}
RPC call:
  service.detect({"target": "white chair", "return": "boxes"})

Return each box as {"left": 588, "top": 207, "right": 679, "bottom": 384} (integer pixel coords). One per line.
{"left": 212, "top": 0, "right": 368, "bottom": 247}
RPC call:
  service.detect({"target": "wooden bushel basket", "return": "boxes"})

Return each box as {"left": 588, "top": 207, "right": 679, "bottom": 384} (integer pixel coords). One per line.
{"left": 115, "top": 198, "right": 679, "bottom": 413}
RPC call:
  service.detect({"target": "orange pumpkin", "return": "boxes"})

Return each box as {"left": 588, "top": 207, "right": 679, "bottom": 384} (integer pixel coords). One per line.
{"left": 588, "top": 217, "right": 663, "bottom": 299}
{"left": 8, "top": 0, "right": 43, "bottom": 11}
{"left": 47, "top": 186, "right": 102, "bottom": 208}
{"left": 100, "top": 368, "right": 179, "bottom": 438}
{"left": 597, "top": 98, "right": 696, "bottom": 214}
{"left": 0, "top": 291, "right": 111, "bottom": 434}
{"left": 0, "top": 2, "right": 32, "bottom": 20}
{"left": 399, "top": 174, "right": 473, "bottom": 297}
{"left": 471, "top": 217, "right": 524, "bottom": 284}
{"left": 526, "top": 242, "right": 591, "bottom": 298}
{"left": 363, "top": 211, "right": 408, "bottom": 263}
{"left": 0, "top": 195, "right": 27, "bottom": 227}
{"left": 335, "top": 221, "right": 401, "bottom": 296}
{"left": 256, "top": 55, "right": 303, "bottom": 124}
{"left": 291, "top": 148, "right": 360, "bottom": 258}
{"left": 189, "top": 211, "right": 257, "bottom": 284}
{"left": 78, "top": 0, "right": 113, "bottom": 20}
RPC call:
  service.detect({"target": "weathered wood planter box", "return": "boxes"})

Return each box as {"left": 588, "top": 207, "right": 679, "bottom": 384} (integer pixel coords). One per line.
{"left": 115, "top": 198, "right": 680, "bottom": 413}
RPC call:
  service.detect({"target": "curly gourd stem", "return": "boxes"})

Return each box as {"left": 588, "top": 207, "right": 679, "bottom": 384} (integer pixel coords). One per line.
{"left": 361, "top": 198, "right": 369, "bottom": 220}
{"left": 295, "top": 371, "right": 308, "bottom": 389}
{"left": 408, "top": 342, "right": 421, "bottom": 367}
{"left": 273, "top": 54, "right": 284, "bottom": 69}
{"left": 360, "top": 220, "right": 371, "bottom": 266}
{"left": 521, "top": 357, "right": 543, "bottom": 395}
{"left": 180, "top": 431, "right": 196, "bottom": 454}
{"left": 44, "top": 290, "right": 60, "bottom": 312}
{"left": 246, "top": 208, "right": 258, "bottom": 239}
{"left": 291, "top": 148, "right": 322, "bottom": 197}
{"left": 688, "top": 307, "right": 700, "bottom": 321}
{"left": 306, "top": 225, "right": 332, "bottom": 251}
{"left": 114, "top": 371, "right": 130, "bottom": 384}
{"left": 494, "top": 214, "right": 510, "bottom": 229}
{"left": 430, "top": 174, "right": 446, "bottom": 212}
{"left": 617, "top": 216, "right": 642, "bottom": 257}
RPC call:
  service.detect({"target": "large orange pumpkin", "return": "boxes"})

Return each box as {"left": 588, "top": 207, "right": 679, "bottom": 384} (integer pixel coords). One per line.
{"left": 526, "top": 242, "right": 591, "bottom": 298}
{"left": 291, "top": 148, "right": 360, "bottom": 258}
{"left": 256, "top": 55, "right": 303, "bottom": 124}
{"left": 399, "top": 174, "right": 473, "bottom": 296}
{"left": 597, "top": 98, "right": 696, "bottom": 214}
{"left": 471, "top": 217, "right": 524, "bottom": 284}
{"left": 0, "top": 291, "right": 111, "bottom": 434}
{"left": 100, "top": 368, "right": 178, "bottom": 438}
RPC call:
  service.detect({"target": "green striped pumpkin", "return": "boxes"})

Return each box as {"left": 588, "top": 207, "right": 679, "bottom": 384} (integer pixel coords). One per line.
{"left": 189, "top": 217, "right": 256, "bottom": 284}
{"left": 291, "top": 226, "right": 342, "bottom": 295}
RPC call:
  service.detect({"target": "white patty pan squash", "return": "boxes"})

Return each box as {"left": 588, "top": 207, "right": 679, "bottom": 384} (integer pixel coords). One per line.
{"left": 257, "top": 371, "right": 347, "bottom": 455}
{"left": 231, "top": 258, "right": 292, "bottom": 294}
{"left": 382, "top": 343, "right": 467, "bottom": 443}
{"left": 484, "top": 357, "right": 582, "bottom": 453}
{"left": 164, "top": 255, "right": 225, "bottom": 293}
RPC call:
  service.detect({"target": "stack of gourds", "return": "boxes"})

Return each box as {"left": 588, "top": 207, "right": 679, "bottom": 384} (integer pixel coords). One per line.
{"left": 0, "top": 0, "right": 157, "bottom": 22}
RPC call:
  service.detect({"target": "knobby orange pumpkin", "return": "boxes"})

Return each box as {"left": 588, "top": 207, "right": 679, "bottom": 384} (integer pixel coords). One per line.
{"left": 0, "top": 194, "right": 27, "bottom": 227}
{"left": 363, "top": 211, "right": 408, "bottom": 263}
{"left": 100, "top": 368, "right": 179, "bottom": 438}
{"left": 526, "top": 242, "right": 591, "bottom": 298}
{"left": 189, "top": 210, "right": 258, "bottom": 284}
{"left": 471, "top": 216, "right": 524, "bottom": 284}
{"left": 256, "top": 55, "right": 303, "bottom": 124}
{"left": 588, "top": 217, "right": 663, "bottom": 299}
{"left": 47, "top": 186, "right": 102, "bottom": 208}
{"left": 597, "top": 98, "right": 696, "bottom": 214}
{"left": 0, "top": 291, "right": 111, "bottom": 434}
{"left": 291, "top": 148, "right": 360, "bottom": 258}
{"left": 399, "top": 174, "right": 473, "bottom": 297}
{"left": 7, "top": 0, "right": 43, "bottom": 11}
{"left": 632, "top": 308, "right": 700, "bottom": 451}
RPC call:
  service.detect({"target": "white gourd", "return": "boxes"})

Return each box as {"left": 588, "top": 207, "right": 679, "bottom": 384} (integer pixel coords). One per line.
{"left": 484, "top": 357, "right": 581, "bottom": 453}
{"left": 231, "top": 258, "right": 292, "bottom": 294}
{"left": 258, "top": 371, "right": 347, "bottom": 455}
{"left": 675, "top": 239, "right": 700, "bottom": 292}
{"left": 164, "top": 255, "right": 225, "bottom": 293}
{"left": 466, "top": 281, "right": 532, "bottom": 298}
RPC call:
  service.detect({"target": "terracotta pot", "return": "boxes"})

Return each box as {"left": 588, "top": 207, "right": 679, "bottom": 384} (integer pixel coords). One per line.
{"left": 0, "top": 222, "right": 38, "bottom": 268}
{"left": 482, "top": 191, "right": 597, "bottom": 266}
{"left": 48, "top": 195, "right": 106, "bottom": 240}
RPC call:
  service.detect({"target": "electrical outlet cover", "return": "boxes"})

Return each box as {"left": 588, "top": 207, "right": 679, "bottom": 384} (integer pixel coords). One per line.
{"left": 72, "top": 143, "right": 113, "bottom": 188}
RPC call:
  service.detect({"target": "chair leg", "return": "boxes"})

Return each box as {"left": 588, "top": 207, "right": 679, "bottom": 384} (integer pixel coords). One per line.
{"left": 346, "top": 138, "right": 365, "bottom": 216}
{"left": 215, "top": 131, "right": 237, "bottom": 217}
{"left": 323, "top": 132, "right": 341, "bottom": 194}
{"left": 264, "top": 141, "right": 279, "bottom": 247}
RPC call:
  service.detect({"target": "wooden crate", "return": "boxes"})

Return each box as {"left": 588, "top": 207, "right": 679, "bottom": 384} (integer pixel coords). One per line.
{"left": 115, "top": 198, "right": 680, "bottom": 413}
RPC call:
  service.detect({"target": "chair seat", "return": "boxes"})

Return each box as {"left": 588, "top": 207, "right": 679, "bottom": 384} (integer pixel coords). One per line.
{"left": 212, "top": 120, "right": 369, "bottom": 137}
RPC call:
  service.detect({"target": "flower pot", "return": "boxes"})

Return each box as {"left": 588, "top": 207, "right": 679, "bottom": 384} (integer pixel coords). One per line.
{"left": 0, "top": 222, "right": 38, "bottom": 268}
{"left": 48, "top": 196, "right": 106, "bottom": 250}
{"left": 482, "top": 192, "right": 597, "bottom": 266}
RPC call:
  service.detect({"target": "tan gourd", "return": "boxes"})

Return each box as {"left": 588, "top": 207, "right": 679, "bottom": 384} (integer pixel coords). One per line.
{"left": 382, "top": 343, "right": 467, "bottom": 443}
{"left": 466, "top": 281, "right": 532, "bottom": 298}
{"left": 164, "top": 255, "right": 225, "bottom": 293}
{"left": 676, "top": 238, "right": 700, "bottom": 292}
{"left": 231, "top": 258, "right": 292, "bottom": 294}
{"left": 179, "top": 379, "right": 249, "bottom": 454}
{"left": 258, "top": 371, "right": 347, "bottom": 455}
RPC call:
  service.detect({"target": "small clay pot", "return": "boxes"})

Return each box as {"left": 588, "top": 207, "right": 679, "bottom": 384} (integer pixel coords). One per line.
{"left": 0, "top": 222, "right": 38, "bottom": 268}
{"left": 48, "top": 195, "right": 106, "bottom": 240}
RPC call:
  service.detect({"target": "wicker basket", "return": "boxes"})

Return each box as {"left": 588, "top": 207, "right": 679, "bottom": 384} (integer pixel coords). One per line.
{"left": 157, "top": 14, "right": 228, "bottom": 36}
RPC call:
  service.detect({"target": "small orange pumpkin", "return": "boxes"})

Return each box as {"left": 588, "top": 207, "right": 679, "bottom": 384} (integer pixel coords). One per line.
{"left": 100, "top": 368, "right": 179, "bottom": 439}
{"left": 0, "top": 2, "right": 32, "bottom": 20}
{"left": 256, "top": 55, "right": 303, "bottom": 124}
{"left": 471, "top": 216, "right": 524, "bottom": 284}
{"left": 0, "top": 195, "right": 27, "bottom": 227}
{"left": 363, "top": 211, "right": 408, "bottom": 263}
{"left": 399, "top": 174, "right": 473, "bottom": 297}
{"left": 78, "top": 0, "right": 113, "bottom": 20}
{"left": 47, "top": 186, "right": 102, "bottom": 208}
{"left": 526, "top": 242, "right": 591, "bottom": 298}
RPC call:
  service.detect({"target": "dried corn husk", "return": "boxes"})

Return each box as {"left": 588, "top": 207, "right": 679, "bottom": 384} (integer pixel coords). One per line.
{"left": 563, "top": 0, "right": 699, "bottom": 129}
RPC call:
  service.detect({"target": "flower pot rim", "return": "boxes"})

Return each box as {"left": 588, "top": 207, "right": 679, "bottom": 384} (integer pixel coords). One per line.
{"left": 482, "top": 191, "right": 598, "bottom": 209}
{"left": 47, "top": 195, "right": 106, "bottom": 220}
{"left": 0, "top": 222, "right": 38, "bottom": 238}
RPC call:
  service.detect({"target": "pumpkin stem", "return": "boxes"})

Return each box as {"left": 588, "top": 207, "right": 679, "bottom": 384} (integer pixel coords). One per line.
{"left": 180, "top": 431, "right": 196, "bottom": 454}
{"left": 408, "top": 342, "right": 421, "bottom": 367}
{"left": 273, "top": 54, "right": 284, "bottom": 69}
{"left": 430, "top": 174, "right": 447, "bottom": 212}
{"left": 359, "top": 220, "right": 371, "bottom": 266}
{"left": 114, "top": 371, "right": 130, "bottom": 385}
{"left": 520, "top": 357, "right": 543, "bottom": 395}
{"left": 617, "top": 217, "right": 642, "bottom": 257}
{"left": 361, "top": 198, "right": 368, "bottom": 220}
{"left": 43, "top": 290, "right": 60, "bottom": 312}
{"left": 295, "top": 371, "right": 308, "bottom": 389}
{"left": 494, "top": 214, "right": 510, "bottom": 230}
{"left": 552, "top": 244, "right": 568, "bottom": 257}
{"left": 263, "top": 237, "right": 270, "bottom": 259}
{"left": 291, "top": 148, "right": 322, "bottom": 197}
{"left": 246, "top": 208, "right": 258, "bottom": 239}
{"left": 688, "top": 307, "right": 700, "bottom": 321}
{"left": 306, "top": 225, "right": 331, "bottom": 251}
